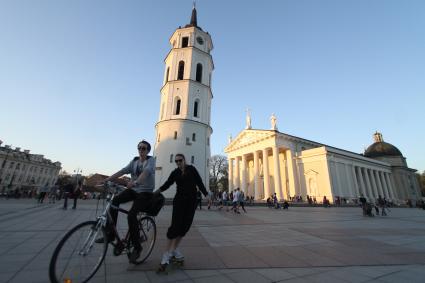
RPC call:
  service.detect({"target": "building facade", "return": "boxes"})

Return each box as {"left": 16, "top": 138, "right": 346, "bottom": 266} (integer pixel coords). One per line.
{"left": 0, "top": 142, "right": 61, "bottom": 193}
{"left": 154, "top": 6, "right": 214, "bottom": 197}
{"left": 225, "top": 119, "right": 421, "bottom": 204}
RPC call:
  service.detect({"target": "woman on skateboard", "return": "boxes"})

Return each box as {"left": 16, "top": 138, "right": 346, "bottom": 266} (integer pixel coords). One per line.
{"left": 155, "top": 153, "right": 208, "bottom": 271}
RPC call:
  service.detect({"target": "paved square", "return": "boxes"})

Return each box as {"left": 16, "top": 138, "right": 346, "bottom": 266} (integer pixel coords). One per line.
{"left": 1, "top": 199, "right": 425, "bottom": 282}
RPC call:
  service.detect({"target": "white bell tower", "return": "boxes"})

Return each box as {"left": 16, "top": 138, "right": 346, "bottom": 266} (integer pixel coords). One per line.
{"left": 154, "top": 5, "right": 214, "bottom": 197}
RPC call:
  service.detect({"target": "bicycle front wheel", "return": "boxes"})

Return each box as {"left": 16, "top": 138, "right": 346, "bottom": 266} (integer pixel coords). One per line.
{"left": 129, "top": 216, "right": 156, "bottom": 265}
{"left": 49, "top": 220, "right": 108, "bottom": 283}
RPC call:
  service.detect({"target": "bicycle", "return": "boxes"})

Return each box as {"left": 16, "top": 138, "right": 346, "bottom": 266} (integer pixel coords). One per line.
{"left": 49, "top": 181, "right": 163, "bottom": 283}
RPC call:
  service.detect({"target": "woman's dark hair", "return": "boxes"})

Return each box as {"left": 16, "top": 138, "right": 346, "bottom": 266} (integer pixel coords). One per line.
{"left": 138, "top": 140, "right": 151, "bottom": 152}
{"left": 175, "top": 153, "right": 186, "bottom": 160}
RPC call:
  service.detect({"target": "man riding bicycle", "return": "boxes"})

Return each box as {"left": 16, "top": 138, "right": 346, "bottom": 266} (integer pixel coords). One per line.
{"left": 96, "top": 140, "right": 155, "bottom": 263}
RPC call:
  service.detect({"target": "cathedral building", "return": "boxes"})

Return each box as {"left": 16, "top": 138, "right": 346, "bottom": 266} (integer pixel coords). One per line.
{"left": 154, "top": 6, "right": 213, "bottom": 197}
{"left": 225, "top": 115, "right": 421, "bottom": 203}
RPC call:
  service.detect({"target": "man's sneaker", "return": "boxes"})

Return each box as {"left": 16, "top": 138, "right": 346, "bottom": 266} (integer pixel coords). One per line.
{"left": 129, "top": 247, "right": 142, "bottom": 264}
{"left": 172, "top": 249, "right": 184, "bottom": 261}
{"left": 160, "top": 251, "right": 172, "bottom": 265}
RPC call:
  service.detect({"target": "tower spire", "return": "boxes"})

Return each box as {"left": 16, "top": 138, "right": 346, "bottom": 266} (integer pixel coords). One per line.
{"left": 190, "top": 2, "right": 198, "bottom": 27}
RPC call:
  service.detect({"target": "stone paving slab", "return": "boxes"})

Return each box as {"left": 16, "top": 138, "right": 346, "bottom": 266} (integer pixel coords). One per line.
{"left": 1, "top": 199, "right": 425, "bottom": 282}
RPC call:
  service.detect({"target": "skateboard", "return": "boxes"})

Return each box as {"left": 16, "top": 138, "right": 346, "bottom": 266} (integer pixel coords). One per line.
{"left": 156, "top": 257, "right": 184, "bottom": 274}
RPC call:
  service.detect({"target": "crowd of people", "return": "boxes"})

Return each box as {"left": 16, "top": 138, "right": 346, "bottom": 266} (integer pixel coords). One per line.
{"left": 0, "top": 177, "right": 105, "bottom": 213}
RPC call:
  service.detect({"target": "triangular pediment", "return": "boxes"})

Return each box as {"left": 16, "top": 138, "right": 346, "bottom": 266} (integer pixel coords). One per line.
{"left": 224, "top": 129, "right": 276, "bottom": 152}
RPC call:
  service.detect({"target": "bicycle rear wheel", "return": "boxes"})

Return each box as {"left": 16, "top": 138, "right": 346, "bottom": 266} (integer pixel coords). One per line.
{"left": 128, "top": 216, "right": 156, "bottom": 265}
{"left": 49, "top": 220, "right": 108, "bottom": 283}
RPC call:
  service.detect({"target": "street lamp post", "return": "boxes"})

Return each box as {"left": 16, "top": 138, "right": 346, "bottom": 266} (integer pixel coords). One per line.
{"left": 74, "top": 168, "right": 82, "bottom": 184}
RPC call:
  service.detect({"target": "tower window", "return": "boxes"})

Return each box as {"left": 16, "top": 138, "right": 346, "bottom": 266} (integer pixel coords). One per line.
{"left": 170, "top": 154, "right": 174, "bottom": 163}
{"left": 194, "top": 100, "right": 199, "bottom": 117}
{"left": 175, "top": 98, "right": 181, "bottom": 115}
{"left": 196, "top": 63, "right": 203, "bottom": 82}
{"left": 192, "top": 133, "right": 196, "bottom": 141}
{"left": 207, "top": 137, "right": 210, "bottom": 146}
{"left": 178, "top": 61, "right": 185, "bottom": 80}
{"left": 191, "top": 156, "right": 195, "bottom": 164}
{"left": 165, "top": 67, "right": 170, "bottom": 82}
{"left": 157, "top": 134, "right": 160, "bottom": 142}
{"left": 182, "top": 37, "right": 189, "bottom": 48}
{"left": 174, "top": 131, "right": 177, "bottom": 139}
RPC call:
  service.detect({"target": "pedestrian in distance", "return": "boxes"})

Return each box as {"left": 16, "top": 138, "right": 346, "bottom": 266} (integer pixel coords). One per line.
{"left": 238, "top": 189, "right": 246, "bottom": 213}
{"left": 378, "top": 195, "right": 387, "bottom": 216}
{"left": 37, "top": 184, "right": 49, "bottom": 203}
{"left": 62, "top": 182, "right": 74, "bottom": 209}
{"left": 220, "top": 190, "right": 229, "bottom": 211}
{"left": 374, "top": 199, "right": 380, "bottom": 216}
{"left": 273, "top": 193, "right": 280, "bottom": 209}
{"left": 359, "top": 194, "right": 367, "bottom": 216}
{"left": 155, "top": 153, "right": 208, "bottom": 271}
{"left": 232, "top": 189, "right": 240, "bottom": 214}
{"left": 323, "top": 196, "right": 330, "bottom": 208}
{"left": 48, "top": 185, "right": 57, "bottom": 204}
{"left": 72, "top": 180, "right": 82, "bottom": 209}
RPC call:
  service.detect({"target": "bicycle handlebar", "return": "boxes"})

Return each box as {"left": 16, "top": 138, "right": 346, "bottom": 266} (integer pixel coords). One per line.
{"left": 95, "top": 181, "right": 127, "bottom": 194}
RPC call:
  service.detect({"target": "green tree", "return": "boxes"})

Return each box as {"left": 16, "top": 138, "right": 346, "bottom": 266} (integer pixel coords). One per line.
{"left": 209, "top": 155, "right": 228, "bottom": 193}
{"left": 56, "top": 170, "right": 72, "bottom": 187}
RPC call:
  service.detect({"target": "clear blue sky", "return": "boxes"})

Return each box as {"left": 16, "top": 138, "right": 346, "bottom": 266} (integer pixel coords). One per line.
{"left": 1, "top": 0, "right": 424, "bottom": 176}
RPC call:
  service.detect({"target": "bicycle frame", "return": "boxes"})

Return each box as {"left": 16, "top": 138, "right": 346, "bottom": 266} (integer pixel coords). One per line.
{"left": 96, "top": 186, "right": 130, "bottom": 245}
{"left": 96, "top": 183, "right": 153, "bottom": 251}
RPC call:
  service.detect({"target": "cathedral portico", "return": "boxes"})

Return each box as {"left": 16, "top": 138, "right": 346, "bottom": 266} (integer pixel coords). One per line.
{"left": 226, "top": 129, "right": 296, "bottom": 200}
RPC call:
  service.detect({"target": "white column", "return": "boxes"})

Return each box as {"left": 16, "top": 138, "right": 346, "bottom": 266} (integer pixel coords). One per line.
{"left": 378, "top": 171, "right": 389, "bottom": 199}
{"left": 272, "top": 146, "right": 282, "bottom": 200}
{"left": 241, "top": 154, "right": 247, "bottom": 194}
{"left": 253, "top": 151, "right": 260, "bottom": 200}
{"left": 351, "top": 165, "right": 360, "bottom": 197}
{"left": 286, "top": 150, "right": 296, "bottom": 199}
{"left": 262, "top": 148, "right": 270, "bottom": 200}
{"left": 369, "top": 169, "right": 379, "bottom": 199}
{"left": 385, "top": 173, "right": 396, "bottom": 200}
{"left": 235, "top": 156, "right": 240, "bottom": 190}
{"left": 343, "top": 164, "right": 354, "bottom": 198}
{"left": 363, "top": 168, "right": 373, "bottom": 200}
{"left": 356, "top": 166, "right": 365, "bottom": 197}
{"left": 280, "top": 153, "right": 288, "bottom": 199}
{"left": 374, "top": 170, "right": 384, "bottom": 197}
{"left": 228, "top": 158, "right": 233, "bottom": 192}
{"left": 334, "top": 163, "right": 343, "bottom": 198}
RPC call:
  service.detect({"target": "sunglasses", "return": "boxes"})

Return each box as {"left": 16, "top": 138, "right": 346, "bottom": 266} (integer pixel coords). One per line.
{"left": 138, "top": 147, "right": 148, "bottom": 151}
{"left": 175, "top": 159, "right": 184, "bottom": 163}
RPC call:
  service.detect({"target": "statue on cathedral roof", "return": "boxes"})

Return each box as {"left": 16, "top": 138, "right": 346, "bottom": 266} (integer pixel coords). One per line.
{"left": 246, "top": 108, "right": 252, "bottom": 129}
{"left": 270, "top": 113, "right": 278, "bottom": 130}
